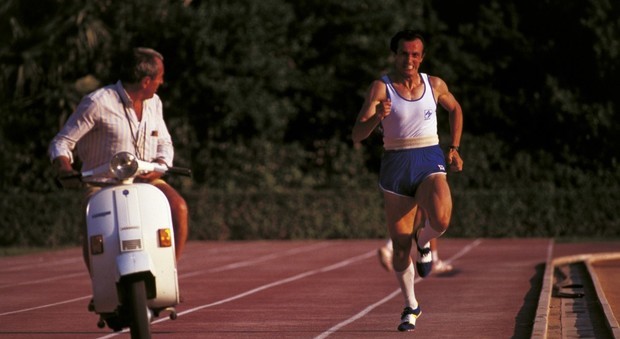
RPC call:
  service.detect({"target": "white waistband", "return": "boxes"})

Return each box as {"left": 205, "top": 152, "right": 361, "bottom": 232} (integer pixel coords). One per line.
{"left": 383, "top": 135, "right": 439, "bottom": 150}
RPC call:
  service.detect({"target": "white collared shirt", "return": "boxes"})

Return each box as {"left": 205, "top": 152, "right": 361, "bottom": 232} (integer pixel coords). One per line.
{"left": 49, "top": 81, "right": 174, "bottom": 174}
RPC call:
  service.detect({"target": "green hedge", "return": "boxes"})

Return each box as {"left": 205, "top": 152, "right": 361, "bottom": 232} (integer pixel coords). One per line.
{"left": 450, "top": 188, "right": 620, "bottom": 238}
{"left": 185, "top": 189, "right": 386, "bottom": 240}
{"left": 1, "top": 187, "right": 619, "bottom": 248}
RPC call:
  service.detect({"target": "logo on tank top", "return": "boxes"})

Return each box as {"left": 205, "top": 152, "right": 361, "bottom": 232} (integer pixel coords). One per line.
{"left": 424, "top": 109, "right": 434, "bottom": 120}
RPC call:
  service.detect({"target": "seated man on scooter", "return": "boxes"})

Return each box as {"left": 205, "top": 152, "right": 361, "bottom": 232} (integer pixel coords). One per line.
{"left": 49, "top": 47, "right": 189, "bottom": 268}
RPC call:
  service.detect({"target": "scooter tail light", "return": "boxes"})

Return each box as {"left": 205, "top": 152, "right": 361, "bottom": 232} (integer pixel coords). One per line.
{"left": 158, "top": 228, "right": 173, "bottom": 247}
{"left": 90, "top": 235, "right": 104, "bottom": 255}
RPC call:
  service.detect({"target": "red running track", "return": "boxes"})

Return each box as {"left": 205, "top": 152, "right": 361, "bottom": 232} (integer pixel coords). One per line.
{"left": 0, "top": 239, "right": 617, "bottom": 338}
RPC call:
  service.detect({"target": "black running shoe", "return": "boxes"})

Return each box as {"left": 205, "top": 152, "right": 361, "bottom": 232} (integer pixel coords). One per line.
{"left": 414, "top": 228, "right": 432, "bottom": 277}
{"left": 397, "top": 306, "right": 422, "bottom": 332}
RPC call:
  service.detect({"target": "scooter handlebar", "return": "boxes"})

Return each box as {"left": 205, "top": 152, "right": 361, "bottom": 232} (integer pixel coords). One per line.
{"left": 166, "top": 166, "right": 193, "bottom": 177}
{"left": 78, "top": 154, "right": 192, "bottom": 180}
{"left": 59, "top": 173, "right": 82, "bottom": 180}
{"left": 145, "top": 162, "right": 191, "bottom": 177}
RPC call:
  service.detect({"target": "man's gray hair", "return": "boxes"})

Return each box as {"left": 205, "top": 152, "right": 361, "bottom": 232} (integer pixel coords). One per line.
{"left": 119, "top": 47, "right": 164, "bottom": 83}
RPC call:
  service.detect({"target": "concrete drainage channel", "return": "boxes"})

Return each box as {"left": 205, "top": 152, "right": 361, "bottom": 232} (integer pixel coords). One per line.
{"left": 532, "top": 252, "right": 620, "bottom": 339}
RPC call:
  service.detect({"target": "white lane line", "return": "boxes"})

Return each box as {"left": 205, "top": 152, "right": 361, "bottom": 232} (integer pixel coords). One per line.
{"left": 314, "top": 238, "right": 483, "bottom": 339}
{"left": 0, "top": 272, "right": 87, "bottom": 289}
{"left": 0, "top": 243, "right": 329, "bottom": 290}
{"left": 180, "top": 241, "right": 332, "bottom": 277}
{"left": 0, "top": 257, "right": 84, "bottom": 273}
{"left": 0, "top": 242, "right": 331, "bottom": 316}
{"left": 96, "top": 250, "right": 377, "bottom": 339}
{"left": 176, "top": 251, "right": 376, "bottom": 317}
{"left": 0, "top": 295, "right": 92, "bottom": 316}
{"left": 315, "top": 288, "right": 403, "bottom": 339}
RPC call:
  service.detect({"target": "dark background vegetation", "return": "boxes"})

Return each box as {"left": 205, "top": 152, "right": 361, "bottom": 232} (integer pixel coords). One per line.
{"left": 1, "top": 0, "right": 619, "bottom": 247}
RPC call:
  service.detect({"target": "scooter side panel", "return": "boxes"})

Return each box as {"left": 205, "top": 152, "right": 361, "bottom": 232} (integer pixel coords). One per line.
{"left": 86, "top": 187, "right": 122, "bottom": 313}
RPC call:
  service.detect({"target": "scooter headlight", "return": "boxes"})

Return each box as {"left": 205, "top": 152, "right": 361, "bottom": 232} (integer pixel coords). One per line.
{"left": 110, "top": 152, "right": 139, "bottom": 180}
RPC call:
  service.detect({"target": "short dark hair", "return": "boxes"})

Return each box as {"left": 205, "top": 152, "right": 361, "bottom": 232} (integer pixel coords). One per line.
{"left": 118, "top": 47, "right": 164, "bottom": 84}
{"left": 390, "top": 30, "right": 426, "bottom": 54}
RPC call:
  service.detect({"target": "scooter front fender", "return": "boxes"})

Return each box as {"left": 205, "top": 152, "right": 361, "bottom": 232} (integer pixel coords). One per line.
{"left": 116, "top": 251, "right": 154, "bottom": 278}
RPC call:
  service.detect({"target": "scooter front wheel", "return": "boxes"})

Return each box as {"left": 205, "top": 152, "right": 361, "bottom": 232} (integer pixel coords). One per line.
{"left": 126, "top": 280, "right": 151, "bottom": 339}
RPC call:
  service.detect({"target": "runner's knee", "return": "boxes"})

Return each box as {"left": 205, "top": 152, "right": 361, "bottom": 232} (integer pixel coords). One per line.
{"left": 429, "top": 215, "right": 450, "bottom": 233}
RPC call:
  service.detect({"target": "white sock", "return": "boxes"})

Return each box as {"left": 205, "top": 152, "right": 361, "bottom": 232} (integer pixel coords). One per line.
{"left": 432, "top": 250, "right": 439, "bottom": 261}
{"left": 417, "top": 219, "right": 445, "bottom": 247}
{"left": 394, "top": 262, "right": 418, "bottom": 309}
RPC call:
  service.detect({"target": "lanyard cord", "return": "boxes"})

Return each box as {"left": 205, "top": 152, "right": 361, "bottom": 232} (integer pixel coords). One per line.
{"left": 116, "top": 88, "right": 144, "bottom": 160}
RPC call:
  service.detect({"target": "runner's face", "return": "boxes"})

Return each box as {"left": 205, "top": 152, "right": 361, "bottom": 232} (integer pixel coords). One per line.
{"left": 394, "top": 39, "right": 425, "bottom": 77}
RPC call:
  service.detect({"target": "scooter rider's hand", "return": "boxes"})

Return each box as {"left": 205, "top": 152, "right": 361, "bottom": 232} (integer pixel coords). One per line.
{"left": 135, "top": 171, "right": 163, "bottom": 183}
{"left": 53, "top": 156, "right": 83, "bottom": 189}
{"left": 135, "top": 159, "right": 166, "bottom": 183}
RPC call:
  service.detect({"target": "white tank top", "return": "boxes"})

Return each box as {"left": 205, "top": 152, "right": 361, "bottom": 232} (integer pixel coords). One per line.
{"left": 380, "top": 73, "right": 438, "bottom": 146}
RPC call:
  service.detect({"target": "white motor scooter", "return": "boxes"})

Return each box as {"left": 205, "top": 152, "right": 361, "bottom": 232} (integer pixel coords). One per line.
{"left": 80, "top": 151, "right": 191, "bottom": 338}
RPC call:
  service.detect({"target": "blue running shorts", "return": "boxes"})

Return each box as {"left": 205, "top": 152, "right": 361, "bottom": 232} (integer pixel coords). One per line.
{"left": 379, "top": 145, "right": 447, "bottom": 198}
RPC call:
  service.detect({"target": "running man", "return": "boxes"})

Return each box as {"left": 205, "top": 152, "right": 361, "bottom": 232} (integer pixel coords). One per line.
{"left": 352, "top": 30, "right": 463, "bottom": 331}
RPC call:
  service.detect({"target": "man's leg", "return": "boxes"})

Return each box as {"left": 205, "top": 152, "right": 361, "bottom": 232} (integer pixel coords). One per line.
{"left": 384, "top": 192, "right": 422, "bottom": 331}
{"left": 377, "top": 239, "right": 393, "bottom": 271}
{"left": 384, "top": 192, "right": 417, "bottom": 272}
{"left": 378, "top": 208, "right": 424, "bottom": 272}
{"left": 415, "top": 174, "right": 452, "bottom": 245}
{"left": 431, "top": 239, "right": 453, "bottom": 273}
{"left": 152, "top": 180, "right": 189, "bottom": 260}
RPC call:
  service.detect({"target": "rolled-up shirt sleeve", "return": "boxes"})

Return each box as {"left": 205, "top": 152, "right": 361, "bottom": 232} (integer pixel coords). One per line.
{"left": 48, "top": 97, "right": 97, "bottom": 164}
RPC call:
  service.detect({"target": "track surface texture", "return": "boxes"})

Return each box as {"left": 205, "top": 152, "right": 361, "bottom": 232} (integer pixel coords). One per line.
{"left": 0, "top": 239, "right": 618, "bottom": 338}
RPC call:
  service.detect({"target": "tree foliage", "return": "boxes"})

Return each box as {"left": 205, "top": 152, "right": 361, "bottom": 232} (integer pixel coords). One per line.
{"left": 0, "top": 0, "right": 618, "bottom": 194}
